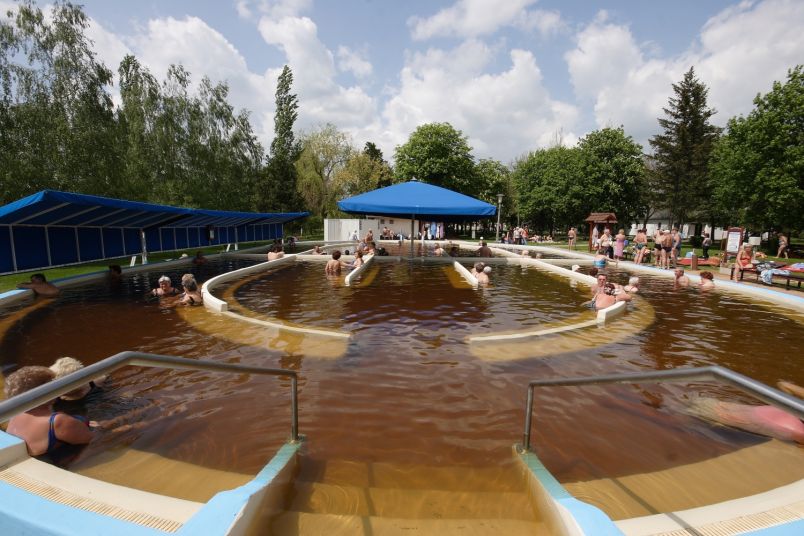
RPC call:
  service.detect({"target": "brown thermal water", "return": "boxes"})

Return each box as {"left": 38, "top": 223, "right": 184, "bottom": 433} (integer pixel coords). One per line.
{"left": 1, "top": 256, "right": 802, "bottom": 511}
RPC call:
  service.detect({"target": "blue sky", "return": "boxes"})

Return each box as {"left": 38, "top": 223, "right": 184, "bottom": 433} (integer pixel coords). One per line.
{"left": 8, "top": 0, "right": 803, "bottom": 163}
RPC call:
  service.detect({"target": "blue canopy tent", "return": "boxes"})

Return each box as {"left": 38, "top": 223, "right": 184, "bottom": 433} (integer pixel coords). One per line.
{"left": 337, "top": 181, "right": 496, "bottom": 256}
{"left": 0, "top": 190, "right": 308, "bottom": 274}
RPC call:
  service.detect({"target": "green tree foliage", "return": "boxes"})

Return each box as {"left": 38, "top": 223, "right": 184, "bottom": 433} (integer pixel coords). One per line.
{"left": 578, "top": 127, "right": 646, "bottom": 226}
{"left": 335, "top": 152, "right": 391, "bottom": 198}
{"left": 363, "top": 141, "right": 393, "bottom": 187}
{"left": 257, "top": 65, "right": 302, "bottom": 212}
{"left": 710, "top": 66, "right": 803, "bottom": 230}
{"left": 512, "top": 146, "right": 584, "bottom": 231}
{"left": 0, "top": 2, "right": 264, "bottom": 211}
{"left": 0, "top": 0, "right": 118, "bottom": 202}
{"left": 393, "top": 123, "right": 476, "bottom": 195}
{"left": 474, "top": 159, "right": 513, "bottom": 221}
{"left": 511, "top": 128, "right": 645, "bottom": 232}
{"left": 648, "top": 67, "right": 721, "bottom": 226}
{"left": 295, "top": 123, "right": 353, "bottom": 217}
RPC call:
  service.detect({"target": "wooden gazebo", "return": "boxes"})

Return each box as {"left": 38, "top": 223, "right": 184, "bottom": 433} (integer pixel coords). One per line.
{"left": 585, "top": 212, "right": 617, "bottom": 251}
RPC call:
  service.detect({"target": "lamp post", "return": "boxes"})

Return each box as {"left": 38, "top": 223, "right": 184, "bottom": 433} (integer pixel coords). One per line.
{"left": 495, "top": 193, "right": 504, "bottom": 243}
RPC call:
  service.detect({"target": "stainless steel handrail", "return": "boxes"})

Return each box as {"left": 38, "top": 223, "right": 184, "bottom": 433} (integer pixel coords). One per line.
{"left": 0, "top": 351, "right": 300, "bottom": 442}
{"left": 522, "top": 365, "right": 804, "bottom": 452}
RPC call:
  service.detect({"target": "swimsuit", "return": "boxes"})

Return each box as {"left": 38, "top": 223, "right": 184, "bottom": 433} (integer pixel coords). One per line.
{"left": 47, "top": 413, "right": 88, "bottom": 454}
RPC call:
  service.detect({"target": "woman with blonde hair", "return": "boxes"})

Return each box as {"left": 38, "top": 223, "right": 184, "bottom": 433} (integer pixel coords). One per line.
{"left": 4, "top": 366, "right": 93, "bottom": 457}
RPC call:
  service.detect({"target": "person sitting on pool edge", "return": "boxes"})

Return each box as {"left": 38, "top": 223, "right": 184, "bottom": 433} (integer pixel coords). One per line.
{"left": 325, "top": 250, "right": 343, "bottom": 275}
{"left": 4, "top": 366, "right": 93, "bottom": 458}
{"left": 17, "top": 273, "right": 60, "bottom": 297}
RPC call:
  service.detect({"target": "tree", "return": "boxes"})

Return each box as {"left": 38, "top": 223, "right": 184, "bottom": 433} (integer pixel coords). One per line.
{"left": 710, "top": 66, "right": 804, "bottom": 231}
{"left": 474, "top": 159, "right": 513, "bottom": 224}
{"left": 648, "top": 67, "right": 721, "bottom": 227}
{"left": 578, "top": 127, "right": 646, "bottom": 227}
{"left": 0, "top": 0, "right": 118, "bottom": 203}
{"left": 363, "top": 141, "right": 393, "bottom": 187}
{"left": 295, "top": 124, "right": 353, "bottom": 217}
{"left": 512, "top": 146, "right": 584, "bottom": 231}
{"left": 393, "top": 123, "right": 476, "bottom": 195}
{"left": 257, "top": 65, "right": 302, "bottom": 211}
{"left": 335, "top": 152, "right": 390, "bottom": 198}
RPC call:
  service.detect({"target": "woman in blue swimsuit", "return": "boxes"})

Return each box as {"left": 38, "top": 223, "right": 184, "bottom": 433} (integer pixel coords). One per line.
{"left": 4, "top": 366, "right": 93, "bottom": 458}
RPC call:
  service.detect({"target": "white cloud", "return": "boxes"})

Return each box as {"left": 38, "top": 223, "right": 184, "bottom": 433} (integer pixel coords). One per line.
{"left": 235, "top": 1, "right": 252, "bottom": 19}
{"left": 515, "top": 9, "right": 566, "bottom": 37}
{"left": 337, "top": 46, "right": 373, "bottom": 79}
{"left": 409, "top": 0, "right": 560, "bottom": 40}
{"left": 565, "top": 0, "right": 804, "bottom": 147}
{"left": 376, "top": 40, "right": 579, "bottom": 162}
{"left": 256, "top": 14, "right": 377, "bottom": 133}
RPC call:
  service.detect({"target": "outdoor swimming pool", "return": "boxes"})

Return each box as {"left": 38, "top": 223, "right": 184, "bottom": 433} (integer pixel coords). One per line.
{"left": 0, "top": 251, "right": 802, "bottom": 525}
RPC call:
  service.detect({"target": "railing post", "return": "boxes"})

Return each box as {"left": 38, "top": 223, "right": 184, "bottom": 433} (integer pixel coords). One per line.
{"left": 290, "top": 375, "right": 299, "bottom": 442}
{"left": 523, "top": 385, "right": 534, "bottom": 452}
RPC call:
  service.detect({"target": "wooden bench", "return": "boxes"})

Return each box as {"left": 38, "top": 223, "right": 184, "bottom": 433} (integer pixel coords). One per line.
{"left": 732, "top": 265, "right": 804, "bottom": 290}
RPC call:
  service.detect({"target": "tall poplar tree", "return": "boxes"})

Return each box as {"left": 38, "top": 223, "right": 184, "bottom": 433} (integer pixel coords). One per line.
{"left": 648, "top": 67, "right": 720, "bottom": 227}
{"left": 257, "top": 65, "right": 302, "bottom": 211}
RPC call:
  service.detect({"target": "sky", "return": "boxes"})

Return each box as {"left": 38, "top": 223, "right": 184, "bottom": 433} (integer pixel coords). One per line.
{"left": 6, "top": 0, "right": 804, "bottom": 163}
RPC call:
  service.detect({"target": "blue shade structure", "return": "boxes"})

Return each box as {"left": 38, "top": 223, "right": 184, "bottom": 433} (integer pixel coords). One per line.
{"left": 337, "top": 181, "right": 496, "bottom": 255}
{"left": 0, "top": 190, "right": 308, "bottom": 273}
{"left": 337, "top": 181, "right": 496, "bottom": 220}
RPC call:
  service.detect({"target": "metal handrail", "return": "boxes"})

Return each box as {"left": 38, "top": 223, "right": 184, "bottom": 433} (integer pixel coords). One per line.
{"left": 522, "top": 365, "right": 804, "bottom": 452}
{"left": 0, "top": 351, "right": 299, "bottom": 442}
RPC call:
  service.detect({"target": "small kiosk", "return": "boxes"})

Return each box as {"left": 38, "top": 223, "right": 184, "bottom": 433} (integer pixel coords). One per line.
{"left": 584, "top": 212, "right": 618, "bottom": 251}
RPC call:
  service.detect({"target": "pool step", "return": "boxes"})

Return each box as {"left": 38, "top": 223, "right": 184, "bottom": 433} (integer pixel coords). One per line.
{"left": 0, "top": 456, "right": 202, "bottom": 532}
{"left": 270, "top": 459, "right": 543, "bottom": 535}
{"left": 271, "top": 512, "right": 548, "bottom": 535}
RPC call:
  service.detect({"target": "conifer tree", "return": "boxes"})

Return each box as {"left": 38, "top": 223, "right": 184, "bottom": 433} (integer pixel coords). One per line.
{"left": 648, "top": 67, "right": 720, "bottom": 227}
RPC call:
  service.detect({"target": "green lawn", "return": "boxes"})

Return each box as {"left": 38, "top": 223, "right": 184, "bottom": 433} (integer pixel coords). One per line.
{"left": 0, "top": 241, "right": 280, "bottom": 293}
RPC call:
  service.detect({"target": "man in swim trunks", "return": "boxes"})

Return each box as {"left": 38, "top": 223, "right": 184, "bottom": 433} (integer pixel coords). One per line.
{"left": 661, "top": 230, "right": 673, "bottom": 269}
{"left": 653, "top": 228, "right": 663, "bottom": 267}
{"left": 325, "top": 250, "right": 344, "bottom": 275}
{"left": 4, "top": 366, "right": 93, "bottom": 457}
{"left": 567, "top": 227, "right": 576, "bottom": 250}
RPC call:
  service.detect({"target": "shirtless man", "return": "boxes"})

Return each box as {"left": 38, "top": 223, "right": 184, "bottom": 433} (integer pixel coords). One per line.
{"left": 325, "top": 250, "right": 344, "bottom": 275}
{"left": 653, "top": 228, "right": 664, "bottom": 267}
{"left": 567, "top": 227, "right": 577, "bottom": 250}
{"left": 470, "top": 262, "right": 484, "bottom": 277}
{"left": 674, "top": 268, "right": 690, "bottom": 288}
{"left": 476, "top": 266, "right": 491, "bottom": 285}
{"left": 670, "top": 228, "right": 682, "bottom": 268}
{"left": 267, "top": 244, "right": 284, "bottom": 261}
{"left": 476, "top": 241, "right": 493, "bottom": 257}
{"left": 17, "top": 274, "right": 60, "bottom": 297}
{"left": 433, "top": 243, "right": 444, "bottom": 256}
{"left": 661, "top": 230, "right": 673, "bottom": 269}
{"left": 594, "top": 283, "right": 632, "bottom": 310}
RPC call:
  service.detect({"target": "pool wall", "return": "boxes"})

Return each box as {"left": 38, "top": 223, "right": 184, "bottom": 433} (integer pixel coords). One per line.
{"left": 177, "top": 439, "right": 302, "bottom": 535}
{"left": 516, "top": 446, "right": 624, "bottom": 536}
